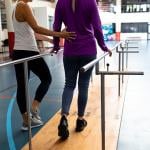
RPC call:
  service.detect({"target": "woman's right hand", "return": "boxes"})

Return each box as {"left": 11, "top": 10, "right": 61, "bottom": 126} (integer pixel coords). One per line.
{"left": 108, "top": 49, "right": 112, "bottom": 57}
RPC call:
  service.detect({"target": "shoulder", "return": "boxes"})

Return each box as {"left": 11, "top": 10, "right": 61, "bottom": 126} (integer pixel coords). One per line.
{"left": 16, "top": 1, "right": 31, "bottom": 12}
{"left": 16, "top": 1, "right": 27, "bottom": 8}
{"left": 56, "top": 0, "right": 67, "bottom": 7}
{"left": 89, "top": 0, "right": 97, "bottom": 7}
{"left": 88, "top": 0, "right": 98, "bottom": 12}
{"left": 56, "top": 0, "right": 63, "bottom": 5}
{"left": 56, "top": 0, "right": 65, "bottom": 11}
{"left": 84, "top": 0, "right": 97, "bottom": 9}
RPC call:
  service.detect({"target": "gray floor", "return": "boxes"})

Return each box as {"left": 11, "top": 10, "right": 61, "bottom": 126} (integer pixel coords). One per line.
{"left": 117, "top": 40, "right": 150, "bottom": 150}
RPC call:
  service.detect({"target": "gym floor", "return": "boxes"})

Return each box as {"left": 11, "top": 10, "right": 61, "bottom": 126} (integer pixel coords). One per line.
{"left": 0, "top": 40, "right": 150, "bottom": 150}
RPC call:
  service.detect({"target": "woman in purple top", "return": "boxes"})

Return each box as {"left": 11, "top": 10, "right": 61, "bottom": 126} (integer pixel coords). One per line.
{"left": 53, "top": 0, "right": 112, "bottom": 139}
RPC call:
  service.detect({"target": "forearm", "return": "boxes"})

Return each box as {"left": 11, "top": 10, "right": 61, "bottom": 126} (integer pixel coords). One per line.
{"left": 34, "top": 33, "right": 52, "bottom": 43}
{"left": 33, "top": 25, "right": 61, "bottom": 37}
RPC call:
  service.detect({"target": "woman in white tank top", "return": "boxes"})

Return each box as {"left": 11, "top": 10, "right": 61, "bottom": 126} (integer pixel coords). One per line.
{"left": 12, "top": 0, "right": 76, "bottom": 131}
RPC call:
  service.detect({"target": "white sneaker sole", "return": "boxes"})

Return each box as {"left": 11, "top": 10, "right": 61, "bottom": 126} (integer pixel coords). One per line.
{"left": 21, "top": 122, "right": 44, "bottom": 131}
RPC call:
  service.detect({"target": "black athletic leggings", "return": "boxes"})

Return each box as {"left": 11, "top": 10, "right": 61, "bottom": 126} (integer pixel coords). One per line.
{"left": 12, "top": 50, "right": 51, "bottom": 114}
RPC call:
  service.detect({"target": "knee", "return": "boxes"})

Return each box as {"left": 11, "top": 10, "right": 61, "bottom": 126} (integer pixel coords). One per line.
{"left": 78, "top": 81, "right": 89, "bottom": 90}
{"left": 46, "top": 75, "right": 52, "bottom": 86}
{"left": 65, "top": 80, "right": 76, "bottom": 90}
{"left": 41, "top": 74, "right": 52, "bottom": 87}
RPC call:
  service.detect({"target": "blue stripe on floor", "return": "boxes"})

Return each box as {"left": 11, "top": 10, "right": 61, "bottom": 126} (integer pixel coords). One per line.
{"left": 6, "top": 92, "right": 16, "bottom": 150}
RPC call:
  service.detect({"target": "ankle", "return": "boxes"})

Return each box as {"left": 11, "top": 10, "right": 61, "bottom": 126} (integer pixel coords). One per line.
{"left": 22, "top": 112, "right": 28, "bottom": 124}
{"left": 32, "top": 100, "right": 40, "bottom": 111}
{"left": 77, "top": 116, "right": 84, "bottom": 120}
{"left": 61, "top": 114, "right": 68, "bottom": 119}
{"left": 59, "top": 115, "right": 68, "bottom": 126}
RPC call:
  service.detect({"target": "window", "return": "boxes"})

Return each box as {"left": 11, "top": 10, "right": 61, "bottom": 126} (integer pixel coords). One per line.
{"left": 121, "top": 23, "right": 148, "bottom": 33}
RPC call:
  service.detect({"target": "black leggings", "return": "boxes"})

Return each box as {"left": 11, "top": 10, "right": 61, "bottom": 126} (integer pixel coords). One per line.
{"left": 12, "top": 50, "right": 51, "bottom": 114}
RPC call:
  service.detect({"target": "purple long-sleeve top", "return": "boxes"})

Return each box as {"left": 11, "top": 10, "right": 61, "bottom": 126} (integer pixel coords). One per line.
{"left": 53, "top": 0, "right": 109, "bottom": 56}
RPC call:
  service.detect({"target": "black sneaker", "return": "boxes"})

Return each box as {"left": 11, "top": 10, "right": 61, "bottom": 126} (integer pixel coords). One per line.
{"left": 58, "top": 116, "right": 69, "bottom": 140}
{"left": 75, "top": 118, "right": 87, "bottom": 132}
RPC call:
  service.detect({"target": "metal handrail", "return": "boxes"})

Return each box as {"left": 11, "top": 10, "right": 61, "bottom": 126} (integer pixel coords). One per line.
{"left": 99, "top": 70, "right": 144, "bottom": 150}
{"left": 0, "top": 49, "right": 54, "bottom": 68}
{"left": 97, "top": 71, "right": 144, "bottom": 75}
{"left": 80, "top": 41, "right": 144, "bottom": 150}
{"left": 80, "top": 41, "right": 123, "bottom": 73}
{"left": 117, "top": 45, "right": 139, "bottom": 91}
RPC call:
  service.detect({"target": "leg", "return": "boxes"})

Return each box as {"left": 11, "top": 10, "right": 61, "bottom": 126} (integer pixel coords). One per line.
{"left": 76, "top": 55, "right": 96, "bottom": 132}
{"left": 14, "top": 62, "right": 28, "bottom": 114}
{"left": 12, "top": 50, "right": 43, "bottom": 130}
{"left": 58, "top": 56, "right": 79, "bottom": 139}
{"left": 61, "top": 56, "right": 79, "bottom": 115}
{"left": 12, "top": 51, "right": 31, "bottom": 115}
{"left": 78, "top": 67, "right": 94, "bottom": 117}
{"left": 78, "top": 56, "right": 96, "bottom": 117}
{"left": 28, "top": 58, "right": 51, "bottom": 113}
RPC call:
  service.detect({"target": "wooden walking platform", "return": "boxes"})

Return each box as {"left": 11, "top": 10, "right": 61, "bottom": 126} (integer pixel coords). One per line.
{"left": 22, "top": 74, "right": 128, "bottom": 150}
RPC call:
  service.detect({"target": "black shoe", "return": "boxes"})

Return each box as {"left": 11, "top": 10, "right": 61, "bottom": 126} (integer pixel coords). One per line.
{"left": 75, "top": 118, "right": 87, "bottom": 132}
{"left": 58, "top": 116, "right": 69, "bottom": 140}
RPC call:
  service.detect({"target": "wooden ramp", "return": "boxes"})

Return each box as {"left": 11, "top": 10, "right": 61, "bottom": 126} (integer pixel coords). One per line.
{"left": 22, "top": 75, "right": 128, "bottom": 150}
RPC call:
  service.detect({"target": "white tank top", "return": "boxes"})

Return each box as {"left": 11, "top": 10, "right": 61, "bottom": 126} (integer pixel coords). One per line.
{"left": 12, "top": 1, "right": 39, "bottom": 52}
